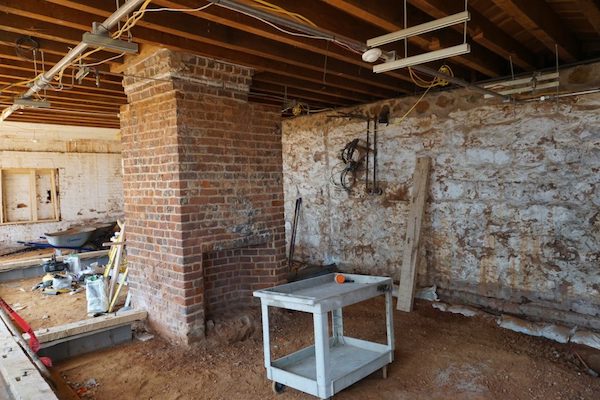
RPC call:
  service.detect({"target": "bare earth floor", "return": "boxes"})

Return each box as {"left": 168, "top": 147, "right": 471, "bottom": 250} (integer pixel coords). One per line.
{"left": 56, "top": 298, "right": 600, "bottom": 400}
{"left": 0, "top": 276, "right": 88, "bottom": 330}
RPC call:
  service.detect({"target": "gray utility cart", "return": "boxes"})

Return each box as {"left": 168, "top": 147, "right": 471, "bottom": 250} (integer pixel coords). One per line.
{"left": 253, "top": 273, "right": 395, "bottom": 399}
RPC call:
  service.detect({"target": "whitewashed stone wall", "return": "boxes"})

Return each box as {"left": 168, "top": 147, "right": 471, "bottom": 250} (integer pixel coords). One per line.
{"left": 0, "top": 122, "right": 122, "bottom": 246}
{"left": 282, "top": 67, "right": 600, "bottom": 328}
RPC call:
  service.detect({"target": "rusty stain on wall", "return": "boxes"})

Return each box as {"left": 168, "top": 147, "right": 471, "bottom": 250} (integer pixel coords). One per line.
{"left": 282, "top": 82, "right": 600, "bottom": 324}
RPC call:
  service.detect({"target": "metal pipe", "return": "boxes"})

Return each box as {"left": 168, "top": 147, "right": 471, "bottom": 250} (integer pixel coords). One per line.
{"left": 209, "top": 0, "right": 366, "bottom": 52}
{"left": 0, "top": 0, "right": 146, "bottom": 122}
{"left": 209, "top": 0, "right": 507, "bottom": 100}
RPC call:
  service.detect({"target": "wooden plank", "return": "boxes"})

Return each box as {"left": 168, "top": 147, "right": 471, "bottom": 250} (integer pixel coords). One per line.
{"left": 0, "top": 249, "right": 109, "bottom": 271}
{"left": 491, "top": 0, "right": 581, "bottom": 62}
{"left": 29, "top": 170, "right": 37, "bottom": 222}
{"left": 50, "top": 169, "right": 59, "bottom": 221}
{"left": 28, "top": 310, "right": 147, "bottom": 344}
{"left": 573, "top": 0, "right": 600, "bottom": 35}
{"left": 0, "top": 169, "right": 3, "bottom": 224}
{"left": 397, "top": 156, "right": 431, "bottom": 312}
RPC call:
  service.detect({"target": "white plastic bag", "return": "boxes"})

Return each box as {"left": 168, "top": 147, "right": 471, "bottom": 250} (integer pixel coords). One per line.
{"left": 415, "top": 285, "right": 439, "bottom": 301}
{"left": 85, "top": 276, "right": 108, "bottom": 314}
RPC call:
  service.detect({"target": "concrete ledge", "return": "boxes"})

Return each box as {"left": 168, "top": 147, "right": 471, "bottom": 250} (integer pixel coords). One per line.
{"left": 0, "top": 319, "right": 57, "bottom": 400}
{"left": 39, "top": 324, "right": 132, "bottom": 362}
{"left": 26, "top": 309, "right": 147, "bottom": 344}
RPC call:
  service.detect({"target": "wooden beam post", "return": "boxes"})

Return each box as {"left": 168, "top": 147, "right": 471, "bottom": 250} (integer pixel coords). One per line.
{"left": 50, "top": 169, "right": 59, "bottom": 221}
{"left": 0, "top": 169, "right": 3, "bottom": 224}
{"left": 397, "top": 156, "right": 431, "bottom": 312}
{"left": 29, "top": 170, "right": 38, "bottom": 222}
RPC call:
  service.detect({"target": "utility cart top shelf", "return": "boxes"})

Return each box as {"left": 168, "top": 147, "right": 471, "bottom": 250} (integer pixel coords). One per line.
{"left": 254, "top": 273, "right": 395, "bottom": 399}
{"left": 254, "top": 273, "right": 392, "bottom": 313}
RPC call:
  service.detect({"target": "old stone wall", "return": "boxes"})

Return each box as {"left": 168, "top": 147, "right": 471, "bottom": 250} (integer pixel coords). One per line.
{"left": 0, "top": 122, "right": 122, "bottom": 247}
{"left": 121, "top": 49, "right": 286, "bottom": 343}
{"left": 283, "top": 67, "right": 600, "bottom": 329}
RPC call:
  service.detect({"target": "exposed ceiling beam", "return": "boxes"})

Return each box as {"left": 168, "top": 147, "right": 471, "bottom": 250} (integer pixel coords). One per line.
{"left": 0, "top": 31, "right": 123, "bottom": 67}
{"left": 2, "top": 115, "right": 120, "bottom": 128}
{"left": 60, "top": 0, "right": 418, "bottom": 86}
{"left": 0, "top": 77, "right": 126, "bottom": 104}
{"left": 1, "top": 0, "right": 407, "bottom": 99}
{"left": 0, "top": 64, "right": 124, "bottom": 95}
{"left": 409, "top": 0, "right": 536, "bottom": 70}
{"left": 0, "top": 82, "right": 126, "bottom": 106}
{"left": 27, "top": 0, "right": 412, "bottom": 94}
{"left": 253, "top": 72, "right": 375, "bottom": 103}
{"left": 573, "top": 0, "right": 600, "bottom": 35}
{"left": 321, "top": 0, "right": 506, "bottom": 77}
{"left": 251, "top": 81, "right": 353, "bottom": 107}
{"left": 491, "top": 0, "right": 581, "bottom": 62}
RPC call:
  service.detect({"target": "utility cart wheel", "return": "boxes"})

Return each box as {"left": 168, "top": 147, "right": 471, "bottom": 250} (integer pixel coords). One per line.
{"left": 272, "top": 381, "right": 286, "bottom": 394}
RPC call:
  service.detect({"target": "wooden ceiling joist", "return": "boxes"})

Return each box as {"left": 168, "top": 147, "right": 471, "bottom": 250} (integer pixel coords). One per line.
{"left": 13, "top": 0, "right": 413, "bottom": 94}
{"left": 410, "top": 0, "right": 537, "bottom": 70}
{"left": 0, "top": 65, "right": 125, "bottom": 95}
{"left": 491, "top": 0, "right": 582, "bottom": 62}
{"left": 0, "top": 0, "right": 596, "bottom": 128}
{"left": 322, "top": 0, "right": 506, "bottom": 77}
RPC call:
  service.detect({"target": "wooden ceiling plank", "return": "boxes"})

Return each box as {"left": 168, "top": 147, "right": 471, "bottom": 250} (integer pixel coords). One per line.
{"left": 0, "top": 64, "right": 124, "bottom": 95}
{"left": 251, "top": 81, "right": 353, "bottom": 106}
{"left": 1, "top": 3, "right": 400, "bottom": 99}
{"left": 410, "top": 0, "right": 536, "bottom": 70}
{"left": 4, "top": 116, "right": 119, "bottom": 128}
{"left": 0, "top": 83, "right": 126, "bottom": 107}
{"left": 0, "top": 14, "right": 123, "bottom": 55}
{"left": 17, "top": 0, "right": 411, "bottom": 94}
{"left": 0, "top": 30, "right": 123, "bottom": 66}
{"left": 0, "top": 76, "right": 126, "bottom": 102}
{"left": 491, "top": 0, "right": 581, "bottom": 62}
{"left": 254, "top": 72, "right": 375, "bottom": 103}
{"left": 249, "top": 89, "right": 337, "bottom": 110}
{"left": 239, "top": 0, "right": 473, "bottom": 78}
{"left": 5, "top": 109, "right": 118, "bottom": 122}
{"left": 321, "top": 0, "right": 506, "bottom": 77}
{"left": 572, "top": 0, "right": 600, "bottom": 35}
{"left": 0, "top": 97, "right": 119, "bottom": 113}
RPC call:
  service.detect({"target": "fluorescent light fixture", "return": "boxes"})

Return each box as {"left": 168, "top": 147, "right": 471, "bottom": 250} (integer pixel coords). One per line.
{"left": 484, "top": 81, "right": 559, "bottom": 98}
{"left": 483, "top": 72, "right": 560, "bottom": 98}
{"left": 82, "top": 32, "right": 138, "bottom": 53}
{"left": 483, "top": 72, "right": 559, "bottom": 89}
{"left": 14, "top": 98, "right": 51, "bottom": 108}
{"left": 362, "top": 48, "right": 383, "bottom": 63}
{"left": 373, "top": 44, "right": 470, "bottom": 73}
{"left": 367, "top": 11, "right": 470, "bottom": 47}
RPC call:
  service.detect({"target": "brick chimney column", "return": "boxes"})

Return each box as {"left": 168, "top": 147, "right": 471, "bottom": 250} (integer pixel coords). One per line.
{"left": 120, "top": 48, "right": 287, "bottom": 344}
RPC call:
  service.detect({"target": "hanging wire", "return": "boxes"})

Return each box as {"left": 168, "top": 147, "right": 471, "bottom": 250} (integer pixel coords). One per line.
{"left": 463, "top": 0, "right": 468, "bottom": 43}
{"left": 403, "top": 0, "right": 408, "bottom": 59}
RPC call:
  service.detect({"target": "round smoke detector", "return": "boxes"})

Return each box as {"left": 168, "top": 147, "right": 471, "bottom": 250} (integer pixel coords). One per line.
{"left": 362, "top": 48, "right": 383, "bottom": 63}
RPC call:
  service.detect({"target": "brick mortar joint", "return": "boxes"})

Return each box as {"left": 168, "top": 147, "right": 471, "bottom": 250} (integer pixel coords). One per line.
{"left": 124, "top": 70, "right": 251, "bottom": 95}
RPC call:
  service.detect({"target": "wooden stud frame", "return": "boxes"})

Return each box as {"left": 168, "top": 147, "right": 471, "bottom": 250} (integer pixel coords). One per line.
{"left": 0, "top": 168, "right": 60, "bottom": 225}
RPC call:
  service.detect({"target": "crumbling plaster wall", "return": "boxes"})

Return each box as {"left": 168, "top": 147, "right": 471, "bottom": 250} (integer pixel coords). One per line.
{"left": 0, "top": 122, "right": 123, "bottom": 246}
{"left": 283, "top": 64, "right": 600, "bottom": 327}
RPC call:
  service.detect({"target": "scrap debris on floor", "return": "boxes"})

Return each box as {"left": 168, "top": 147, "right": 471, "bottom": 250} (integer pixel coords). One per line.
{"left": 0, "top": 222, "right": 129, "bottom": 330}
{"left": 56, "top": 298, "right": 600, "bottom": 400}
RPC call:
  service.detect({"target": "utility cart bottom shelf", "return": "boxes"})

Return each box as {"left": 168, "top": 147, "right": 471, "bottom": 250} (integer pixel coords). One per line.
{"left": 271, "top": 337, "right": 392, "bottom": 398}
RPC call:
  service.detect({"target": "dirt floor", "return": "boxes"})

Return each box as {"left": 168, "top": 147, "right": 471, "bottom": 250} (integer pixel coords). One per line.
{"left": 56, "top": 298, "right": 600, "bottom": 400}
{"left": 0, "top": 276, "right": 128, "bottom": 330}
{"left": 0, "top": 276, "right": 88, "bottom": 329}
